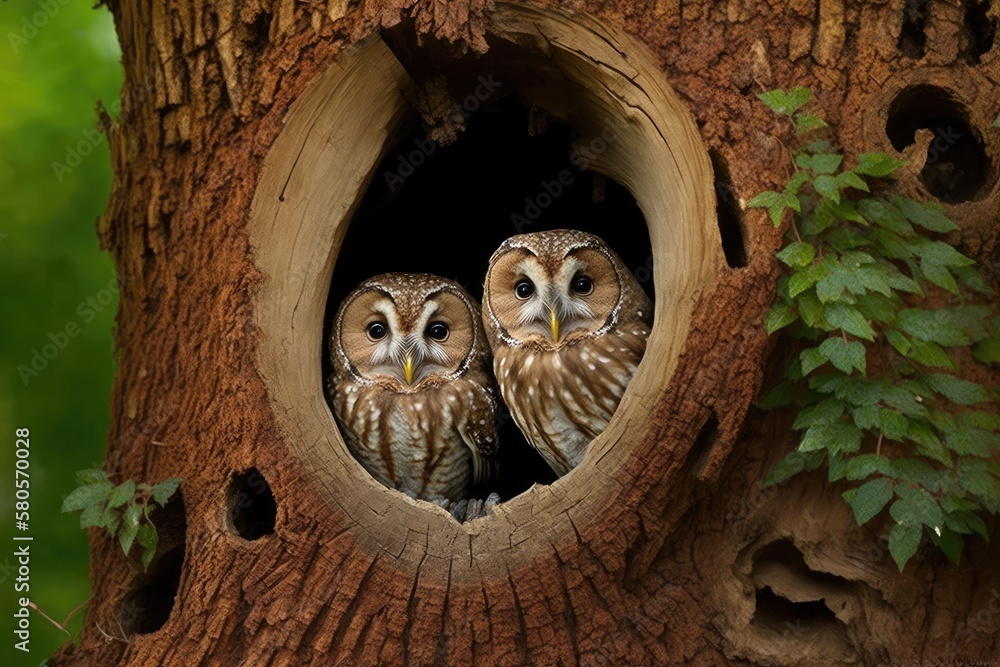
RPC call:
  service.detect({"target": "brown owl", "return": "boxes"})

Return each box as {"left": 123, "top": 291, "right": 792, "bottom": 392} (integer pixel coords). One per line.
{"left": 327, "top": 273, "right": 499, "bottom": 507}
{"left": 483, "top": 230, "right": 653, "bottom": 477}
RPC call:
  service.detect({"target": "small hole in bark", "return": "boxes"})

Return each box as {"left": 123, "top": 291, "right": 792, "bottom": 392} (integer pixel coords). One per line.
{"left": 709, "top": 150, "right": 748, "bottom": 268}
{"left": 246, "top": 10, "right": 273, "bottom": 54}
{"left": 686, "top": 413, "right": 720, "bottom": 479}
{"left": 326, "top": 89, "right": 651, "bottom": 501}
{"left": 228, "top": 468, "right": 277, "bottom": 539}
{"left": 119, "top": 492, "right": 186, "bottom": 635}
{"left": 963, "top": 0, "right": 997, "bottom": 63}
{"left": 897, "top": 0, "right": 929, "bottom": 58}
{"left": 885, "top": 85, "right": 992, "bottom": 203}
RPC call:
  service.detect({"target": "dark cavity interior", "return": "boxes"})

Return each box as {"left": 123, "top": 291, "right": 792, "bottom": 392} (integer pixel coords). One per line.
{"left": 229, "top": 467, "right": 278, "bottom": 540}
{"left": 119, "top": 492, "right": 186, "bottom": 635}
{"left": 885, "top": 84, "right": 992, "bottom": 203}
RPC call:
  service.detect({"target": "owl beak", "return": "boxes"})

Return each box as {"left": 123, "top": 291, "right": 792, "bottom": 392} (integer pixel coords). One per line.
{"left": 548, "top": 306, "right": 560, "bottom": 343}
{"left": 402, "top": 354, "right": 415, "bottom": 385}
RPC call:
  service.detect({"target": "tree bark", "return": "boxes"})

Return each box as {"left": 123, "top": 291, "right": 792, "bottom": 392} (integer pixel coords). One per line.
{"left": 55, "top": 1, "right": 999, "bottom": 666}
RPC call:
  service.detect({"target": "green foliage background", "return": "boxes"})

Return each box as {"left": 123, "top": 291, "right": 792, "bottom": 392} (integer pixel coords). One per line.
{"left": 1, "top": 2, "right": 123, "bottom": 664}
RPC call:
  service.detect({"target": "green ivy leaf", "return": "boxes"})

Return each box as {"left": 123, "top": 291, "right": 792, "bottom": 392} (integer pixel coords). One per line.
{"left": 843, "top": 477, "right": 894, "bottom": 525}
{"left": 100, "top": 504, "right": 122, "bottom": 534}
{"left": 825, "top": 303, "right": 876, "bottom": 340}
{"left": 784, "top": 171, "right": 812, "bottom": 197}
{"left": 813, "top": 174, "right": 840, "bottom": 202}
{"left": 878, "top": 409, "right": 909, "bottom": 441}
{"left": 924, "top": 374, "right": 990, "bottom": 405}
{"left": 800, "top": 423, "right": 862, "bottom": 455}
{"left": 834, "top": 170, "right": 870, "bottom": 193}
{"left": 757, "top": 88, "right": 811, "bottom": 120}
{"left": 907, "top": 421, "right": 952, "bottom": 466}
{"left": 890, "top": 196, "right": 959, "bottom": 233}
{"left": 137, "top": 523, "right": 159, "bottom": 570}
{"left": 907, "top": 238, "right": 976, "bottom": 268}
{"left": 762, "top": 449, "right": 826, "bottom": 487}
{"left": 79, "top": 502, "right": 105, "bottom": 529}
{"left": 795, "top": 112, "right": 828, "bottom": 134}
{"left": 884, "top": 329, "right": 912, "bottom": 356}
{"left": 952, "top": 266, "right": 996, "bottom": 298}
{"left": 945, "top": 510, "right": 989, "bottom": 540}
{"left": 819, "top": 337, "right": 866, "bottom": 375}
{"left": 973, "top": 337, "right": 1000, "bottom": 364}
{"left": 858, "top": 198, "right": 915, "bottom": 237}
{"left": 797, "top": 291, "right": 824, "bottom": 327}
{"left": 119, "top": 504, "right": 142, "bottom": 556}
{"left": 107, "top": 480, "right": 136, "bottom": 509}
{"left": 152, "top": 478, "right": 183, "bottom": 506}
{"left": 766, "top": 301, "right": 798, "bottom": 334}
{"left": 956, "top": 458, "right": 1000, "bottom": 513}
{"left": 61, "top": 482, "right": 113, "bottom": 513}
{"left": 892, "top": 485, "right": 945, "bottom": 529}
{"left": 908, "top": 338, "right": 956, "bottom": 369}
{"left": 777, "top": 242, "right": 816, "bottom": 268}
{"left": 799, "top": 153, "right": 844, "bottom": 175}
{"left": 945, "top": 426, "right": 999, "bottom": 457}
{"left": 839, "top": 454, "right": 892, "bottom": 481}
{"left": 760, "top": 382, "right": 796, "bottom": 409}
{"left": 920, "top": 262, "right": 959, "bottom": 295}
{"left": 928, "top": 525, "right": 964, "bottom": 565}
{"left": 800, "top": 346, "right": 829, "bottom": 376}
{"left": 854, "top": 152, "right": 907, "bottom": 177}
{"left": 748, "top": 190, "right": 800, "bottom": 227}
{"left": 793, "top": 397, "right": 847, "bottom": 429}
{"left": 887, "top": 458, "right": 938, "bottom": 487}
{"left": 897, "top": 307, "right": 991, "bottom": 347}
{"left": 888, "top": 522, "right": 923, "bottom": 571}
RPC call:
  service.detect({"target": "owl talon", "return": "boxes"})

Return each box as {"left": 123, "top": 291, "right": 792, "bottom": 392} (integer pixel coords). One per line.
{"left": 458, "top": 492, "right": 501, "bottom": 521}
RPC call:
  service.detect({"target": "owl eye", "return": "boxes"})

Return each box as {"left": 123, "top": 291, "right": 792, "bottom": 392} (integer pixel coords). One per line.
{"left": 515, "top": 280, "right": 535, "bottom": 299}
{"left": 572, "top": 275, "right": 594, "bottom": 295}
{"left": 426, "top": 321, "right": 449, "bottom": 341}
{"left": 366, "top": 322, "right": 387, "bottom": 341}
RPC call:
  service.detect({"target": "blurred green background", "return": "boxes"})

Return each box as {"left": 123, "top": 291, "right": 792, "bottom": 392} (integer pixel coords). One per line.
{"left": 1, "top": 2, "right": 123, "bottom": 664}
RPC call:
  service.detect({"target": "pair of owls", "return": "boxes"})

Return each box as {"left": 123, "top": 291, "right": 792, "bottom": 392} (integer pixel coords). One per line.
{"left": 327, "top": 230, "right": 653, "bottom": 511}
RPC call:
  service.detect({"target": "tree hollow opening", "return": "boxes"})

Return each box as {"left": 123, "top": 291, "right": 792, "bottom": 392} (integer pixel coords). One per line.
{"left": 249, "top": 4, "right": 721, "bottom": 566}
{"left": 119, "top": 492, "right": 186, "bottom": 636}
{"left": 885, "top": 84, "right": 992, "bottom": 203}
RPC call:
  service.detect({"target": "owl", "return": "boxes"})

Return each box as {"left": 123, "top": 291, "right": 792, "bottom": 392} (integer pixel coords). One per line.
{"left": 327, "top": 273, "right": 499, "bottom": 505}
{"left": 482, "top": 230, "right": 653, "bottom": 477}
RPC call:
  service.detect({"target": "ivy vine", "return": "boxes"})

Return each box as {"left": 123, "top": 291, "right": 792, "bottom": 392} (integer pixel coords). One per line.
{"left": 62, "top": 469, "right": 182, "bottom": 569}
{"left": 750, "top": 87, "right": 1000, "bottom": 571}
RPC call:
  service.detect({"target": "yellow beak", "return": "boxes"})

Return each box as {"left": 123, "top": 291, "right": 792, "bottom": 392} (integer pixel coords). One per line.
{"left": 549, "top": 306, "right": 560, "bottom": 343}
{"left": 403, "top": 354, "right": 414, "bottom": 385}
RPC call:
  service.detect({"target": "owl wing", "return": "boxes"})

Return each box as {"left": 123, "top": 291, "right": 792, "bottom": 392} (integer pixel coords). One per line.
{"left": 458, "top": 384, "right": 499, "bottom": 484}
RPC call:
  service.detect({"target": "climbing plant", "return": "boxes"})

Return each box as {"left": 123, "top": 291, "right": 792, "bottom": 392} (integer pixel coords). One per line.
{"left": 62, "top": 469, "right": 182, "bottom": 568}
{"left": 750, "top": 87, "right": 1000, "bottom": 571}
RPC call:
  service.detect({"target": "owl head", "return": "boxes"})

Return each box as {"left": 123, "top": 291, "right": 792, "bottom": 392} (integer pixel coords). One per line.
{"left": 483, "top": 229, "right": 651, "bottom": 349}
{"left": 331, "top": 273, "right": 488, "bottom": 391}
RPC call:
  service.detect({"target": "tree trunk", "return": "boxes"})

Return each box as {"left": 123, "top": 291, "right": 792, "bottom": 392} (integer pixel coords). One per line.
{"left": 55, "top": 1, "right": 999, "bottom": 665}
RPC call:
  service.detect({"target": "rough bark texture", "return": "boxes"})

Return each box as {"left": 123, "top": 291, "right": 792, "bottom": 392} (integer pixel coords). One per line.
{"left": 54, "top": 0, "right": 999, "bottom": 666}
